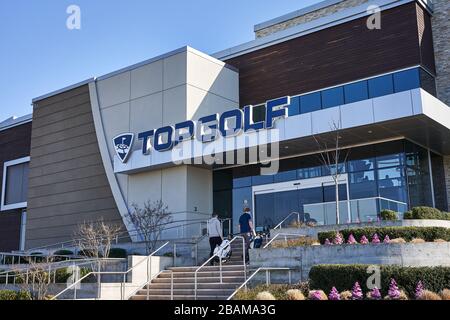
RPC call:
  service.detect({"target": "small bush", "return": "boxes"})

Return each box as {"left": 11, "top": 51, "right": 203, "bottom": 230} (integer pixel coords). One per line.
{"left": 380, "top": 210, "right": 398, "bottom": 221}
{"left": 308, "top": 290, "right": 327, "bottom": 300}
{"left": 286, "top": 289, "right": 305, "bottom": 300}
{"left": 440, "top": 289, "right": 450, "bottom": 300}
{"left": 434, "top": 239, "right": 447, "bottom": 243}
{"left": 419, "top": 290, "right": 442, "bottom": 300}
{"left": 309, "top": 265, "right": 450, "bottom": 297}
{"left": 410, "top": 238, "right": 425, "bottom": 243}
{"left": 53, "top": 250, "right": 74, "bottom": 256}
{"left": 0, "top": 290, "right": 31, "bottom": 300}
{"left": 404, "top": 207, "right": 450, "bottom": 220}
{"left": 390, "top": 238, "right": 407, "bottom": 243}
{"left": 256, "top": 291, "right": 276, "bottom": 300}
{"left": 108, "top": 248, "right": 127, "bottom": 258}
{"left": 271, "top": 237, "right": 319, "bottom": 248}
{"left": 340, "top": 290, "right": 352, "bottom": 300}
{"left": 318, "top": 226, "right": 450, "bottom": 244}
{"left": 233, "top": 284, "right": 297, "bottom": 300}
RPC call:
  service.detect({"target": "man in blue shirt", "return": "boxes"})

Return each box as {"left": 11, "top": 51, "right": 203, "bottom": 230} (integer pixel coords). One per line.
{"left": 238, "top": 207, "right": 254, "bottom": 263}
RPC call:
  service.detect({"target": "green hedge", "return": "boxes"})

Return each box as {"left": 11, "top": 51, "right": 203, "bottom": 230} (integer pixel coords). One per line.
{"left": 380, "top": 209, "right": 398, "bottom": 221}
{"left": 0, "top": 290, "right": 31, "bottom": 300}
{"left": 108, "top": 248, "right": 127, "bottom": 258}
{"left": 318, "top": 226, "right": 450, "bottom": 244}
{"left": 404, "top": 206, "right": 450, "bottom": 220}
{"left": 309, "top": 264, "right": 450, "bottom": 297}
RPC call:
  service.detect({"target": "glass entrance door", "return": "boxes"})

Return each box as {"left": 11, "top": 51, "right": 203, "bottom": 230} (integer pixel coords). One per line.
{"left": 252, "top": 175, "right": 349, "bottom": 230}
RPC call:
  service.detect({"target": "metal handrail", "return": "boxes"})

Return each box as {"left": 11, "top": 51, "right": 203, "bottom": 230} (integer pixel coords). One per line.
{"left": 194, "top": 235, "right": 246, "bottom": 300}
{"left": 227, "top": 267, "right": 292, "bottom": 300}
{"left": 273, "top": 212, "right": 300, "bottom": 230}
{"left": 263, "top": 233, "right": 306, "bottom": 248}
{"left": 51, "top": 241, "right": 170, "bottom": 300}
{"left": 25, "top": 218, "right": 210, "bottom": 252}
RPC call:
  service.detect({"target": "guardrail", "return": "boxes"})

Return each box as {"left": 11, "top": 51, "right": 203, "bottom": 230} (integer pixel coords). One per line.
{"left": 227, "top": 267, "right": 292, "bottom": 300}
{"left": 51, "top": 241, "right": 170, "bottom": 300}
{"left": 194, "top": 235, "right": 246, "bottom": 300}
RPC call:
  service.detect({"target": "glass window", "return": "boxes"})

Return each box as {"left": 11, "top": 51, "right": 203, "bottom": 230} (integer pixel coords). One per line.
{"left": 252, "top": 104, "right": 266, "bottom": 123}
{"left": 377, "top": 167, "right": 408, "bottom": 203}
{"left": 321, "top": 87, "right": 344, "bottom": 109}
{"left": 349, "top": 171, "right": 377, "bottom": 199}
{"left": 232, "top": 187, "right": 252, "bottom": 233}
{"left": 376, "top": 153, "right": 404, "bottom": 168}
{"left": 213, "top": 170, "right": 232, "bottom": 191}
{"left": 251, "top": 175, "right": 274, "bottom": 186}
{"left": 348, "top": 158, "right": 375, "bottom": 172}
{"left": 368, "top": 74, "right": 394, "bottom": 98}
{"left": 288, "top": 96, "right": 301, "bottom": 116}
{"left": 419, "top": 69, "right": 437, "bottom": 96}
{"left": 394, "top": 68, "right": 420, "bottom": 92}
{"left": 300, "top": 92, "right": 321, "bottom": 113}
{"left": 4, "top": 161, "right": 29, "bottom": 206}
{"left": 322, "top": 163, "right": 346, "bottom": 176}
{"left": 274, "top": 170, "right": 297, "bottom": 183}
{"left": 344, "top": 81, "right": 369, "bottom": 104}
{"left": 298, "top": 166, "right": 322, "bottom": 179}
{"left": 323, "top": 184, "right": 348, "bottom": 202}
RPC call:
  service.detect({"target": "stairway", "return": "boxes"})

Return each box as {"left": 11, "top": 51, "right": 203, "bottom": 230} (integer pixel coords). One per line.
{"left": 129, "top": 239, "right": 246, "bottom": 300}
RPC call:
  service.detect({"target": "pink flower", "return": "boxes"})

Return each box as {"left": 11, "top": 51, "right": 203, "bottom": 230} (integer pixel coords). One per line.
{"left": 360, "top": 235, "right": 369, "bottom": 244}
{"left": 369, "top": 287, "right": 381, "bottom": 300}
{"left": 352, "top": 282, "right": 363, "bottom": 300}
{"left": 371, "top": 233, "right": 381, "bottom": 244}
{"left": 347, "top": 234, "right": 357, "bottom": 244}
{"left": 333, "top": 232, "right": 344, "bottom": 245}
{"left": 324, "top": 238, "right": 332, "bottom": 245}
{"left": 388, "top": 279, "right": 401, "bottom": 300}
{"left": 415, "top": 281, "right": 425, "bottom": 300}
{"left": 328, "top": 287, "right": 340, "bottom": 300}
{"left": 310, "top": 290, "right": 324, "bottom": 300}
{"left": 383, "top": 235, "right": 390, "bottom": 243}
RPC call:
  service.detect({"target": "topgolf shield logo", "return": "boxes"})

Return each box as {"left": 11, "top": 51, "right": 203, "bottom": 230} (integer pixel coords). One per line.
{"left": 113, "top": 133, "right": 134, "bottom": 163}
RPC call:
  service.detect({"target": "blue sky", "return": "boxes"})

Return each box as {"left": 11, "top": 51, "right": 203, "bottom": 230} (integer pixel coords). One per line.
{"left": 0, "top": 0, "right": 319, "bottom": 120}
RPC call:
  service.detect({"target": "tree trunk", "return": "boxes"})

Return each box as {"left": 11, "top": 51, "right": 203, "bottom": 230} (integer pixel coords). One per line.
{"left": 335, "top": 178, "right": 340, "bottom": 224}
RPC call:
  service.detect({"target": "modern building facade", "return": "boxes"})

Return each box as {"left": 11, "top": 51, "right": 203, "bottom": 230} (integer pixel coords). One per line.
{"left": 1, "top": 0, "right": 449, "bottom": 251}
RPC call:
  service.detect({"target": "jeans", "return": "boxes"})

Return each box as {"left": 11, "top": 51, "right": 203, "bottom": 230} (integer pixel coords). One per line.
{"left": 209, "top": 236, "right": 222, "bottom": 263}
{"left": 242, "top": 232, "right": 251, "bottom": 263}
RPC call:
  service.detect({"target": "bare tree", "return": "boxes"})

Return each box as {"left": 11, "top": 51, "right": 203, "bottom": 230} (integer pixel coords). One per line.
{"left": 313, "top": 120, "right": 350, "bottom": 225}
{"left": 128, "top": 199, "right": 173, "bottom": 255}
{"left": 74, "top": 219, "right": 122, "bottom": 260}
{"left": 15, "top": 257, "right": 54, "bottom": 300}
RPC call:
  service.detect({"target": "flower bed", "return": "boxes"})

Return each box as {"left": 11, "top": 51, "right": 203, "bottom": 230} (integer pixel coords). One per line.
{"left": 309, "top": 264, "right": 450, "bottom": 298}
{"left": 318, "top": 226, "right": 450, "bottom": 244}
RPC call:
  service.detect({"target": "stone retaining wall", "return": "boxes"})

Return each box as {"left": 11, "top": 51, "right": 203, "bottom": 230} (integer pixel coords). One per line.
{"left": 249, "top": 242, "right": 450, "bottom": 282}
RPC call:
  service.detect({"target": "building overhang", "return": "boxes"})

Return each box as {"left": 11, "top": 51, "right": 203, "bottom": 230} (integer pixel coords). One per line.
{"left": 113, "top": 89, "right": 450, "bottom": 175}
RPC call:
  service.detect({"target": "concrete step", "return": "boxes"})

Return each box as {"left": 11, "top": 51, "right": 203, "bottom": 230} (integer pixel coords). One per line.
{"left": 130, "top": 294, "right": 229, "bottom": 300}
{"left": 167, "top": 265, "right": 244, "bottom": 272}
{"left": 138, "top": 288, "right": 235, "bottom": 296}
{"left": 146, "top": 282, "right": 241, "bottom": 290}
{"left": 151, "top": 276, "right": 245, "bottom": 284}
{"left": 158, "top": 270, "right": 245, "bottom": 278}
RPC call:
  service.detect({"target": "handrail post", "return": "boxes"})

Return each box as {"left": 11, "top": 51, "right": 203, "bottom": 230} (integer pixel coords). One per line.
{"left": 219, "top": 251, "right": 223, "bottom": 284}
{"left": 242, "top": 236, "right": 246, "bottom": 284}
{"left": 170, "top": 271, "right": 174, "bottom": 300}
{"left": 194, "top": 271, "right": 198, "bottom": 300}
{"left": 173, "top": 243, "right": 177, "bottom": 267}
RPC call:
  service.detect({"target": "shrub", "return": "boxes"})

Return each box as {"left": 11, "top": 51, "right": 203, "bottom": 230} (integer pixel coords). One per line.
{"left": 328, "top": 287, "right": 340, "bottom": 300}
{"left": 108, "top": 248, "right": 127, "bottom": 258}
{"left": 352, "top": 282, "right": 363, "bottom": 300}
{"left": 256, "top": 291, "right": 276, "bottom": 300}
{"left": 404, "top": 206, "right": 450, "bottom": 220}
{"left": 234, "top": 284, "right": 298, "bottom": 300}
{"left": 308, "top": 290, "right": 327, "bottom": 300}
{"left": 380, "top": 210, "right": 398, "bottom": 221}
{"left": 366, "top": 287, "right": 381, "bottom": 300}
{"left": 434, "top": 239, "right": 447, "bottom": 243}
{"left": 0, "top": 290, "right": 31, "bottom": 300}
{"left": 340, "top": 290, "right": 352, "bottom": 300}
{"left": 271, "top": 237, "right": 318, "bottom": 248}
{"left": 318, "top": 226, "right": 450, "bottom": 244}
{"left": 309, "top": 265, "right": 450, "bottom": 297}
{"left": 390, "top": 238, "right": 407, "bottom": 244}
{"left": 419, "top": 290, "right": 441, "bottom": 300}
{"left": 410, "top": 238, "right": 425, "bottom": 243}
{"left": 439, "top": 289, "right": 450, "bottom": 300}
{"left": 53, "top": 250, "right": 74, "bottom": 256}
{"left": 286, "top": 289, "right": 305, "bottom": 300}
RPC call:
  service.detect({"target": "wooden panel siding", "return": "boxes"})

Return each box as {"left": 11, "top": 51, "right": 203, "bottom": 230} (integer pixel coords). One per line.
{"left": 225, "top": 3, "right": 433, "bottom": 106}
